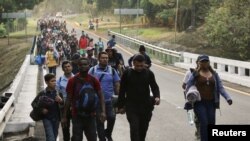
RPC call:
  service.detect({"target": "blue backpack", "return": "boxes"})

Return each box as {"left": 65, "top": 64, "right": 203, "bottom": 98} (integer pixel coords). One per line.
{"left": 74, "top": 76, "right": 98, "bottom": 117}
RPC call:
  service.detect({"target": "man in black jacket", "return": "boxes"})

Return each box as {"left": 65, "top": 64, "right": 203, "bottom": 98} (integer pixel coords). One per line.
{"left": 117, "top": 54, "right": 160, "bottom": 141}
{"left": 128, "top": 45, "right": 152, "bottom": 69}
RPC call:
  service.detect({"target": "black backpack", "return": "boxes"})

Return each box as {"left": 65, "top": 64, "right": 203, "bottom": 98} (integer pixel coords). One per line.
{"left": 74, "top": 76, "right": 98, "bottom": 117}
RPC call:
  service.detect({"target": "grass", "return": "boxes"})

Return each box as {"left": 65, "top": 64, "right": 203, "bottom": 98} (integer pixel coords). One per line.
{"left": 67, "top": 14, "right": 216, "bottom": 56}
{"left": 0, "top": 37, "right": 31, "bottom": 93}
{"left": 0, "top": 18, "right": 35, "bottom": 93}
{"left": 67, "top": 13, "right": 91, "bottom": 26}
{"left": 9, "top": 18, "right": 39, "bottom": 37}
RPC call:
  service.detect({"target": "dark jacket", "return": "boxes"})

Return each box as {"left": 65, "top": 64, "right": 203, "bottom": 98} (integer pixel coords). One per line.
{"left": 31, "top": 89, "right": 61, "bottom": 120}
{"left": 117, "top": 68, "right": 160, "bottom": 112}
{"left": 185, "top": 71, "right": 231, "bottom": 108}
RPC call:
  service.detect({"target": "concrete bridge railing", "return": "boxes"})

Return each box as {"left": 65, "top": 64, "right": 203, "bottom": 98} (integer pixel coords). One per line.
{"left": 175, "top": 52, "right": 250, "bottom": 87}
{"left": 109, "top": 30, "right": 250, "bottom": 88}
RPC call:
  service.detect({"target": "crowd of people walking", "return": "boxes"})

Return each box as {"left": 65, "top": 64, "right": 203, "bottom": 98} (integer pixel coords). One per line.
{"left": 31, "top": 18, "right": 232, "bottom": 141}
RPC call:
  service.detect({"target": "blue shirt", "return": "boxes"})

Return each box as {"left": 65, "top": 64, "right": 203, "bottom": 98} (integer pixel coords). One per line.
{"left": 56, "top": 73, "right": 74, "bottom": 101}
{"left": 89, "top": 65, "right": 120, "bottom": 101}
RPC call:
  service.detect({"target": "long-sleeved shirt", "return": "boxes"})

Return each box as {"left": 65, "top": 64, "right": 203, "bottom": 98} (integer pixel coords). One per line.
{"left": 128, "top": 53, "right": 152, "bottom": 68}
{"left": 185, "top": 71, "right": 231, "bottom": 108}
{"left": 56, "top": 73, "right": 74, "bottom": 101}
{"left": 117, "top": 68, "right": 160, "bottom": 112}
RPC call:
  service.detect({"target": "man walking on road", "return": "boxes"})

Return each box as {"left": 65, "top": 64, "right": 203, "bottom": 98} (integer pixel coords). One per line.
{"left": 89, "top": 52, "right": 120, "bottom": 141}
{"left": 79, "top": 32, "right": 88, "bottom": 56}
{"left": 62, "top": 57, "right": 106, "bottom": 141}
{"left": 128, "top": 45, "right": 152, "bottom": 69}
{"left": 56, "top": 61, "right": 74, "bottom": 141}
{"left": 117, "top": 54, "right": 160, "bottom": 141}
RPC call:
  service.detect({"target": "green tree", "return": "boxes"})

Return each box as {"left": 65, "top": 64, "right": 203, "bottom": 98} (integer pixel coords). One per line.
{"left": 96, "top": 0, "right": 112, "bottom": 11}
{"left": 141, "top": 0, "right": 160, "bottom": 25}
{"left": 205, "top": 0, "right": 250, "bottom": 60}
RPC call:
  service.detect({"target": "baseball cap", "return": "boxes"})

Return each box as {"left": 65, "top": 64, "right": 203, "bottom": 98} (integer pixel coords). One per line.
{"left": 197, "top": 55, "right": 209, "bottom": 62}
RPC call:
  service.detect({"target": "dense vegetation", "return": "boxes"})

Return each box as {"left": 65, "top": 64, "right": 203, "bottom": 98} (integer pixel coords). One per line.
{"left": 93, "top": 0, "right": 250, "bottom": 60}
{"left": 1, "top": 0, "right": 249, "bottom": 60}
{"left": 0, "top": 0, "right": 44, "bottom": 35}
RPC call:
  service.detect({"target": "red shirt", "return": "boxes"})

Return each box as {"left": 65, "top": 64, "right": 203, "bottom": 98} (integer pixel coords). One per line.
{"left": 66, "top": 73, "right": 101, "bottom": 117}
{"left": 79, "top": 37, "right": 88, "bottom": 49}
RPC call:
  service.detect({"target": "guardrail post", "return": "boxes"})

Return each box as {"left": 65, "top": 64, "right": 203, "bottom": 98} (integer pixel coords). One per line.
{"left": 168, "top": 55, "right": 173, "bottom": 64}
{"left": 239, "top": 67, "right": 245, "bottom": 76}
{"left": 228, "top": 65, "right": 235, "bottom": 74}
{"left": 218, "top": 64, "right": 225, "bottom": 72}
{"left": 164, "top": 54, "right": 168, "bottom": 64}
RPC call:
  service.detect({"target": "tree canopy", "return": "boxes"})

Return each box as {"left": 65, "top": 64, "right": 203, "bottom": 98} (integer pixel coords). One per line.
{"left": 205, "top": 0, "right": 250, "bottom": 60}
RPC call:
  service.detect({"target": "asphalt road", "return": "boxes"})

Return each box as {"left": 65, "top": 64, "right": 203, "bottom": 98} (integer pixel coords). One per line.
{"left": 55, "top": 24, "right": 250, "bottom": 141}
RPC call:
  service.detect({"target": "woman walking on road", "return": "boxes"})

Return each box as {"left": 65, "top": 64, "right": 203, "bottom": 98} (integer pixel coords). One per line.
{"left": 185, "top": 55, "right": 233, "bottom": 141}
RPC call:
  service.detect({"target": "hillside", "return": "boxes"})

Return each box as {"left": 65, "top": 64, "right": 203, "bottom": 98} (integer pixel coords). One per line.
{"left": 0, "top": 38, "right": 30, "bottom": 93}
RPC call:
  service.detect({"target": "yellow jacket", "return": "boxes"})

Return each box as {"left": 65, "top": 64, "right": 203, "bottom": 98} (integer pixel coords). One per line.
{"left": 45, "top": 50, "right": 58, "bottom": 67}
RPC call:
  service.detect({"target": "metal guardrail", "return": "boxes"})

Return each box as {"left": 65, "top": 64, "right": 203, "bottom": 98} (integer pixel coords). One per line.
{"left": 109, "top": 31, "right": 182, "bottom": 64}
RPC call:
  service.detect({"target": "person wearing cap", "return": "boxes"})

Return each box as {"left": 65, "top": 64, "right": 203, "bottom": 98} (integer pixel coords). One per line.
{"left": 117, "top": 54, "right": 160, "bottom": 141}
{"left": 128, "top": 45, "right": 152, "bottom": 69}
{"left": 185, "top": 54, "right": 233, "bottom": 141}
{"left": 86, "top": 47, "right": 98, "bottom": 68}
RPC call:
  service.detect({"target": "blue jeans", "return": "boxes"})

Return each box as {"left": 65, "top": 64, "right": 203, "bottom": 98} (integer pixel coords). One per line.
{"left": 194, "top": 100, "right": 216, "bottom": 141}
{"left": 96, "top": 101, "right": 116, "bottom": 141}
{"left": 72, "top": 116, "right": 97, "bottom": 141}
{"left": 43, "top": 118, "right": 60, "bottom": 141}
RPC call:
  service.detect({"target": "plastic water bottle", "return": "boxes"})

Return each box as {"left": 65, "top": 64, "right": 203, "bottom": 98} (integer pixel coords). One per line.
{"left": 187, "top": 110, "right": 194, "bottom": 126}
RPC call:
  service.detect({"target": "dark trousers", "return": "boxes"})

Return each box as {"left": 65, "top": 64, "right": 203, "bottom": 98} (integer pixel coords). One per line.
{"left": 61, "top": 109, "right": 71, "bottom": 141}
{"left": 71, "top": 116, "right": 97, "bottom": 141}
{"left": 96, "top": 101, "right": 116, "bottom": 141}
{"left": 48, "top": 66, "right": 57, "bottom": 75}
{"left": 126, "top": 109, "right": 152, "bottom": 141}
{"left": 194, "top": 100, "right": 216, "bottom": 141}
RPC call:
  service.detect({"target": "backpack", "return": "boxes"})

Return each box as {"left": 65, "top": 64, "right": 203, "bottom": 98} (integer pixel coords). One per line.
{"left": 74, "top": 76, "right": 98, "bottom": 117}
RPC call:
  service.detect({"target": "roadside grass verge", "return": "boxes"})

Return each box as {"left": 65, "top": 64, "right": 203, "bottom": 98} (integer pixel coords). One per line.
{"left": 9, "top": 18, "right": 39, "bottom": 38}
